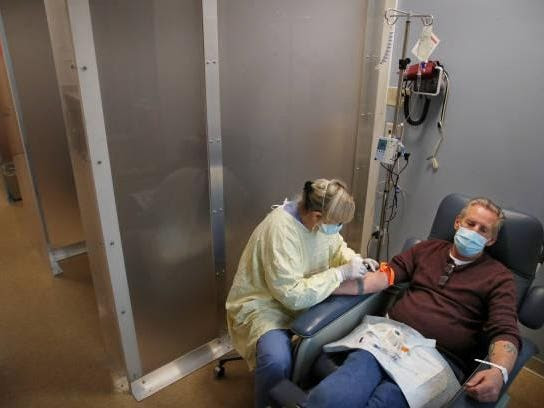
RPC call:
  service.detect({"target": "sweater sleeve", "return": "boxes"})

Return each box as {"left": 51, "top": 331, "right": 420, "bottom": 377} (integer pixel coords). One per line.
{"left": 483, "top": 266, "right": 521, "bottom": 350}
{"left": 389, "top": 241, "right": 422, "bottom": 283}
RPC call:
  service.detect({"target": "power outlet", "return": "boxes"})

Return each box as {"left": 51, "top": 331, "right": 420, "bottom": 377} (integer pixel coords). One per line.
{"left": 384, "top": 121, "right": 403, "bottom": 139}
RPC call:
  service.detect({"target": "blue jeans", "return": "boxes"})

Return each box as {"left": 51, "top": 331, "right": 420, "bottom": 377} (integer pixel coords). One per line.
{"left": 255, "top": 329, "right": 293, "bottom": 408}
{"left": 306, "top": 350, "right": 409, "bottom": 408}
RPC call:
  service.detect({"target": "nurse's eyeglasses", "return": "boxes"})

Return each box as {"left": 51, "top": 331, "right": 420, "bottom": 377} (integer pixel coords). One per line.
{"left": 438, "top": 260, "right": 456, "bottom": 288}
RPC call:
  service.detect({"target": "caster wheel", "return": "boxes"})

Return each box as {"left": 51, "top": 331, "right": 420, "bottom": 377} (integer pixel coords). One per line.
{"left": 214, "top": 365, "right": 225, "bottom": 379}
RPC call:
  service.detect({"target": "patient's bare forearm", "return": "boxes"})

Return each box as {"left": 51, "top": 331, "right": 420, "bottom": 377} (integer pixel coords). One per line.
{"left": 333, "top": 272, "right": 389, "bottom": 295}
{"left": 333, "top": 279, "right": 360, "bottom": 295}
{"left": 489, "top": 340, "right": 517, "bottom": 374}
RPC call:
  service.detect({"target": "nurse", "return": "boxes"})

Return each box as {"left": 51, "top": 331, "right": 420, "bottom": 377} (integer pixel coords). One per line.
{"left": 226, "top": 178, "right": 383, "bottom": 407}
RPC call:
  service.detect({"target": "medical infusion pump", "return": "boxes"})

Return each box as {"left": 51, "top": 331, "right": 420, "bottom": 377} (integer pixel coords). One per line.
{"left": 375, "top": 137, "right": 400, "bottom": 165}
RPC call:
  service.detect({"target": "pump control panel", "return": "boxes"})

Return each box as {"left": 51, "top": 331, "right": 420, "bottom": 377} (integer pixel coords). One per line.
{"left": 375, "top": 137, "right": 400, "bottom": 165}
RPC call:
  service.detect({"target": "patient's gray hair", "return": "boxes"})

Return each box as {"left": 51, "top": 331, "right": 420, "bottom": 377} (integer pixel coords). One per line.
{"left": 459, "top": 197, "right": 505, "bottom": 238}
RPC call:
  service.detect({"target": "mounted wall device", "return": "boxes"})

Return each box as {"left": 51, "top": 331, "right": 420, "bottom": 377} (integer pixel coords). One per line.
{"left": 404, "top": 60, "right": 443, "bottom": 96}
{"left": 402, "top": 60, "right": 449, "bottom": 128}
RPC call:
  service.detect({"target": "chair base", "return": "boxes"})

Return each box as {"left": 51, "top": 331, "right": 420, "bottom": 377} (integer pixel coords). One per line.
{"left": 214, "top": 352, "right": 243, "bottom": 379}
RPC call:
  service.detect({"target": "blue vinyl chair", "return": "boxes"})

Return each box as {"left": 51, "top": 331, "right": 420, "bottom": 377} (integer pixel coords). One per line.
{"left": 269, "top": 193, "right": 544, "bottom": 407}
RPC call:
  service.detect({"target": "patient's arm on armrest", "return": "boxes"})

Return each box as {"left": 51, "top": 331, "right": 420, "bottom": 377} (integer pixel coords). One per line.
{"left": 333, "top": 279, "right": 359, "bottom": 295}
{"left": 488, "top": 340, "right": 518, "bottom": 375}
{"left": 333, "top": 272, "right": 389, "bottom": 295}
{"left": 464, "top": 340, "right": 518, "bottom": 403}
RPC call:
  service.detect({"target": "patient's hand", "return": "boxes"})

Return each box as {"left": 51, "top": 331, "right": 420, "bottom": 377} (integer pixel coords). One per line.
{"left": 464, "top": 368, "right": 503, "bottom": 402}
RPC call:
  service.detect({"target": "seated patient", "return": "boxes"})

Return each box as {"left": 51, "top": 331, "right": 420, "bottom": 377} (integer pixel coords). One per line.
{"left": 225, "top": 179, "right": 386, "bottom": 408}
{"left": 307, "top": 197, "right": 520, "bottom": 407}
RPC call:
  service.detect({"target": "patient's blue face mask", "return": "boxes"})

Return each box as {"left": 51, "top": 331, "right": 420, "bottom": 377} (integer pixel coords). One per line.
{"left": 319, "top": 223, "right": 343, "bottom": 235}
{"left": 454, "top": 227, "right": 488, "bottom": 257}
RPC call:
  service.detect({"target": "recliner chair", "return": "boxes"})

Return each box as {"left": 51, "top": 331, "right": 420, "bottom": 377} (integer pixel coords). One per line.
{"left": 269, "top": 193, "right": 544, "bottom": 407}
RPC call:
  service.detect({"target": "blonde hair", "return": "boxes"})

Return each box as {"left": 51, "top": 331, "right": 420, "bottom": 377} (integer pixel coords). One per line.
{"left": 459, "top": 197, "right": 505, "bottom": 238}
{"left": 300, "top": 178, "right": 355, "bottom": 224}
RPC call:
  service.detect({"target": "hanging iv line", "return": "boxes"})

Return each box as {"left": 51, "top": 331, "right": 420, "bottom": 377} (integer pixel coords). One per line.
{"left": 426, "top": 70, "right": 450, "bottom": 170}
{"left": 376, "top": 29, "right": 394, "bottom": 69}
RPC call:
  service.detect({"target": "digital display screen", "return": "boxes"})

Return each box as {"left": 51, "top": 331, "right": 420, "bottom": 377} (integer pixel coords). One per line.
{"left": 377, "top": 139, "right": 387, "bottom": 150}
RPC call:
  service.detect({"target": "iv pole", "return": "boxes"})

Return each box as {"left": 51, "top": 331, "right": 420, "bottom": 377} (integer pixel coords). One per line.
{"left": 374, "top": 9, "right": 433, "bottom": 260}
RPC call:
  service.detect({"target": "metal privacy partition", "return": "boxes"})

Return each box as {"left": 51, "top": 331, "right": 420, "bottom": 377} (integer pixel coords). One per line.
{"left": 58, "top": 0, "right": 392, "bottom": 400}
{"left": 220, "top": 0, "right": 368, "bottom": 287}
{"left": 0, "top": 0, "right": 86, "bottom": 276}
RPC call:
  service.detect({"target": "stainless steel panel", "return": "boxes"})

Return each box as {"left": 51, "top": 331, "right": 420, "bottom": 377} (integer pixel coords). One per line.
{"left": 0, "top": 0, "right": 83, "bottom": 248}
{"left": 88, "top": 0, "right": 217, "bottom": 374}
{"left": 0, "top": 45, "right": 23, "bottom": 159}
{"left": 46, "top": 0, "right": 134, "bottom": 383}
{"left": 219, "top": 0, "right": 368, "bottom": 285}
{"left": 0, "top": 8, "right": 49, "bottom": 262}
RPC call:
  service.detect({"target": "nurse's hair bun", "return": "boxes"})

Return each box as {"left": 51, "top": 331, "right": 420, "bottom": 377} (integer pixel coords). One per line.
{"left": 300, "top": 178, "right": 355, "bottom": 225}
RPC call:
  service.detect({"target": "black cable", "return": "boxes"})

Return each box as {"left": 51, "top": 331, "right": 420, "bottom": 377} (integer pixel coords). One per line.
{"left": 377, "top": 153, "right": 406, "bottom": 259}
{"left": 366, "top": 235, "right": 373, "bottom": 258}
{"left": 404, "top": 92, "right": 431, "bottom": 126}
{"left": 397, "top": 156, "right": 410, "bottom": 175}
{"left": 380, "top": 155, "right": 408, "bottom": 179}
{"left": 385, "top": 156, "right": 409, "bottom": 223}
{"left": 387, "top": 183, "right": 399, "bottom": 222}
{"left": 377, "top": 144, "right": 412, "bottom": 259}
{"left": 380, "top": 162, "right": 392, "bottom": 173}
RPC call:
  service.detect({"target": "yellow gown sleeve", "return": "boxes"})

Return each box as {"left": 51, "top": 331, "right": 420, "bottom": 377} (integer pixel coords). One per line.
{"left": 329, "top": 233, "right": 357, "bottom": 267}
{"left": 261, "top": 224, "right": 341, "bottom": 311}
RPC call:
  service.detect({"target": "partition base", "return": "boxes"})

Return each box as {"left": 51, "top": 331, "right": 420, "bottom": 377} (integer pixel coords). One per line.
{"left": 130, "top": 337, "right": 232, "bottom": 401}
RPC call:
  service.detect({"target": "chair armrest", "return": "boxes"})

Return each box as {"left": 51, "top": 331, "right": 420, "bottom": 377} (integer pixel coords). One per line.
{"left": 290, "top": 292, "right": 391, "bottom": 385}
{"left": 519, "top": 285, "right": 544, "bottom": 329}
{"left": 291, "top": 294, "right": 373, "bottom": 338}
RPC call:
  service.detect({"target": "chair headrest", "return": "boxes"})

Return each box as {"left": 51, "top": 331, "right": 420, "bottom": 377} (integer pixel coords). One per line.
{"left": 428, "top": 194, "right": 543, "bottom": 280}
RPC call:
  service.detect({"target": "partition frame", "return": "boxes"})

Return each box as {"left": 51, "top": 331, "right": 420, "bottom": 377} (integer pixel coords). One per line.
{"left": 203, "top": 0, "right": 228, "bottom": 341}
{"left": 65, "top": 0, "right": 142, "bottom": 381}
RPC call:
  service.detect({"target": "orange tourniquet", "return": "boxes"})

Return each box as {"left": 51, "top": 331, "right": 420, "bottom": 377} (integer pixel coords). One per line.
{"left": 379, "top": 262, "right": 395, "bottom": 286}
